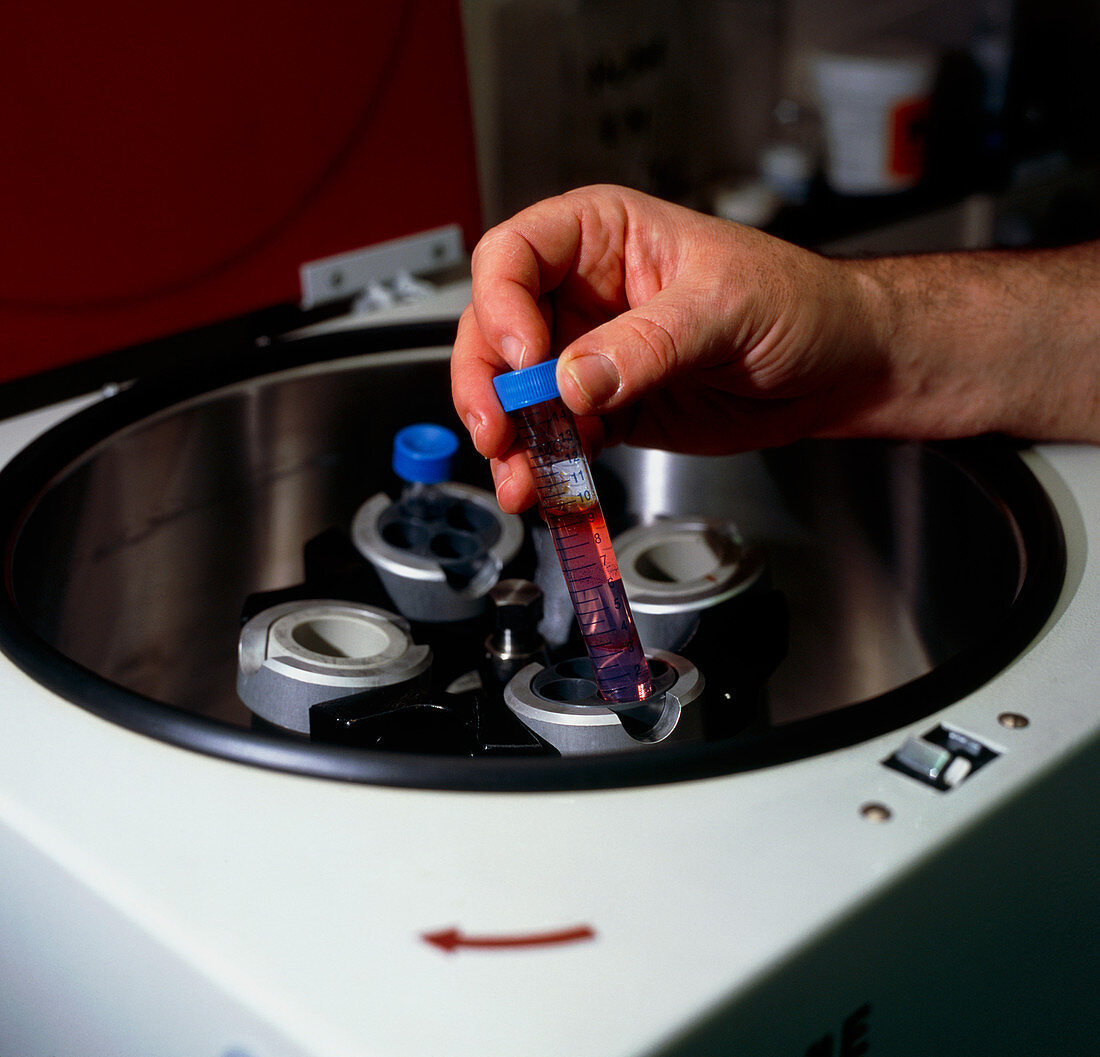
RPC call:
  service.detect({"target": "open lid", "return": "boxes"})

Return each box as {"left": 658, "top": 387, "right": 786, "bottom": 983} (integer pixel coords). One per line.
{"left": 0, "top": 0, "right": 481, "bottom": 385}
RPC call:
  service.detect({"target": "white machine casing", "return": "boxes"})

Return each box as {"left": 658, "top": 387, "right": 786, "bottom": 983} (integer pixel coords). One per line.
{"left": 0, "top": 355, "right": 1096, "bottom": 1057}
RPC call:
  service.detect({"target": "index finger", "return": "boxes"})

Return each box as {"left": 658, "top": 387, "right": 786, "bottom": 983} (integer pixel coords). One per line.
{"left": 469, "top": 197, "right": 585, "bottom": 369}
{"left": 451, "top": 303, "right": 516, "bottom": 460}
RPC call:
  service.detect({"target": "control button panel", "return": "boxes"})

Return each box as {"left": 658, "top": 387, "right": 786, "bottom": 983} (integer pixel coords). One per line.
{"left": 884, "top": 724, "right": 1000, "bottom": 791}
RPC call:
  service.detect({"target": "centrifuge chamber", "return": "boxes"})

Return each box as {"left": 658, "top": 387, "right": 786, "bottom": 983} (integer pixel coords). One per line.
{"left": 0, "top": 324, "right": 1063, "bottom": 790}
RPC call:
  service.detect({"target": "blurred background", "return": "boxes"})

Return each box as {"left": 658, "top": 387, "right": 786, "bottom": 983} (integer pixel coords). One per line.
{"left": 460, "top": 0, "right": 1100, "bottom": 253}
{"left": 3, "top": 0, "right": 1099, "bottom": 391}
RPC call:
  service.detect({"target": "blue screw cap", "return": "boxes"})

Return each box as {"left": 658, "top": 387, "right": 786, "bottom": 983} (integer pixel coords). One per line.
{"left": 392, "top": 423, "right": 459, "bottom": 484}
{"left": 493, "top": 359, "right": 560, "bottom": 413}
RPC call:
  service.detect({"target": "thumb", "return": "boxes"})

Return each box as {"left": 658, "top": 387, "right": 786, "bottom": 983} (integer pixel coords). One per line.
{"left": 556, "top": 290, "right": 710, "bottom": 415}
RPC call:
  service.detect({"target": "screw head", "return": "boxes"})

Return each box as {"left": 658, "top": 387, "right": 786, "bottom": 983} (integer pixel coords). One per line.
{"left": 860, "top": 802, "right": 892, "bottom": 823}
{"left": 998, "top": 712, "right": 1030, "bottom": 729}
{"left": 490, "top": 579, "right": 544, "bottom": 626}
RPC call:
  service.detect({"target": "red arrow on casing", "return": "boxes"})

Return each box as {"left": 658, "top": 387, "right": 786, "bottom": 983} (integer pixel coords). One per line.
{"left": 422, "top": 924, "right": 596, "bottom": 953}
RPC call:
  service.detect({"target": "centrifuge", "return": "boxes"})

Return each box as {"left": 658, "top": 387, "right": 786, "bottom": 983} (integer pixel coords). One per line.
{"left": 1, "top": 5, "right": 1097, "bottom": 1056}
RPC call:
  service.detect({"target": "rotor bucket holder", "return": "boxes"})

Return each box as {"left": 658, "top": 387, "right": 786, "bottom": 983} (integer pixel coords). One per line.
{"left": 351, "top": 482, "right": 523, "bottom": 622}
{"left": 615, "top": 518, "right": 766, "bottom": 652}
{"left": 502, "top": 650, "right": 704, "bottom": 756}
{"left": 237, "top": 600, "right": 432, "bottom": 734}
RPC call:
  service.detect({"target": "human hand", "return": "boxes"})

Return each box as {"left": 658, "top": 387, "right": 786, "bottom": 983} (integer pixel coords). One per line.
{"left": 450, "top": 185, "right": 892, "bottom": 513}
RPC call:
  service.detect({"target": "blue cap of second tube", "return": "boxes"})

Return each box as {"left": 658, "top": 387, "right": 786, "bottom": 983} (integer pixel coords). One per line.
{"left": 392, "top": 423, "right": 459, "bottom": 483}
{"left": 493, "top": 359, "right": 560, "bottom": 413}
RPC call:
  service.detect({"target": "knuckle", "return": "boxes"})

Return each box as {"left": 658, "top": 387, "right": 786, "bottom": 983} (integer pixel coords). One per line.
{"left": 470, "top": 228, "right": 504, "bottom": 272}
{"left": 623, "top": 313, "right": 679, "bottom": 376}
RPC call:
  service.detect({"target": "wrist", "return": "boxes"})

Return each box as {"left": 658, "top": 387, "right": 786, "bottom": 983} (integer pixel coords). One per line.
{"left": 832, "top": 253, "right": 1008, "bottom": 440}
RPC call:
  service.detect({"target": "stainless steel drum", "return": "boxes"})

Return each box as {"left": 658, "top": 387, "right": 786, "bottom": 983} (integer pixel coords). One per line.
{"left": 0, "top": 322, "right": 1065, "bottom": 789}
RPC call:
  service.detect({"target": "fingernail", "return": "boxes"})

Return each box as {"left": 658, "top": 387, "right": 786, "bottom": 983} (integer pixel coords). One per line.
{"left": 565, "top": 354, "right": 620, "bottom": 408}
{"left": 501, "top": 335, "right": 524, "bottom": 366}
{"left": 491, "top": 460, "right": 512, "bottom": 494}
{"left": 464, "top": 412, "right": 485, "bottom": 454}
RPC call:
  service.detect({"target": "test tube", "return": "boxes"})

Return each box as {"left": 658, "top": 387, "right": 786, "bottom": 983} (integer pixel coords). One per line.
{"left": 493, "top": 359, "right": 653, "bottom": 704}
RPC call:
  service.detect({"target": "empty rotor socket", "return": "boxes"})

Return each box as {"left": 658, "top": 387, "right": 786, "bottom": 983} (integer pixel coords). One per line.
{"left": 237, "top": 600, "right": 431, "bottom": 734}
{"left": 616, "top": 518, "right": 765, "bottom": 651}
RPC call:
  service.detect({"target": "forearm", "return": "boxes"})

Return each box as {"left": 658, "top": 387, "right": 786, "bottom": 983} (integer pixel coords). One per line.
{"left": 844, "top": 241, "right": 1100, "bottom": 444}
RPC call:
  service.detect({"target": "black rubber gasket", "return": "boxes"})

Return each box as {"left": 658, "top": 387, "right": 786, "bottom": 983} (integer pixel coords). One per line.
{"left": 0, "top": 323, "right": 1068, "bottom": 792}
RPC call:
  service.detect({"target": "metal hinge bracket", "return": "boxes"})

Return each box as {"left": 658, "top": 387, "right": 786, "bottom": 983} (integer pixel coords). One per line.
{"left": 298, "top": 224, "right": 465, "bottom": 311}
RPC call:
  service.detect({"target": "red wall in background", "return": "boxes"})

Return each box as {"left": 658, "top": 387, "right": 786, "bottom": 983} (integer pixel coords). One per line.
{"left": 0, "top": 0, "right": 481, "bottom": 383}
